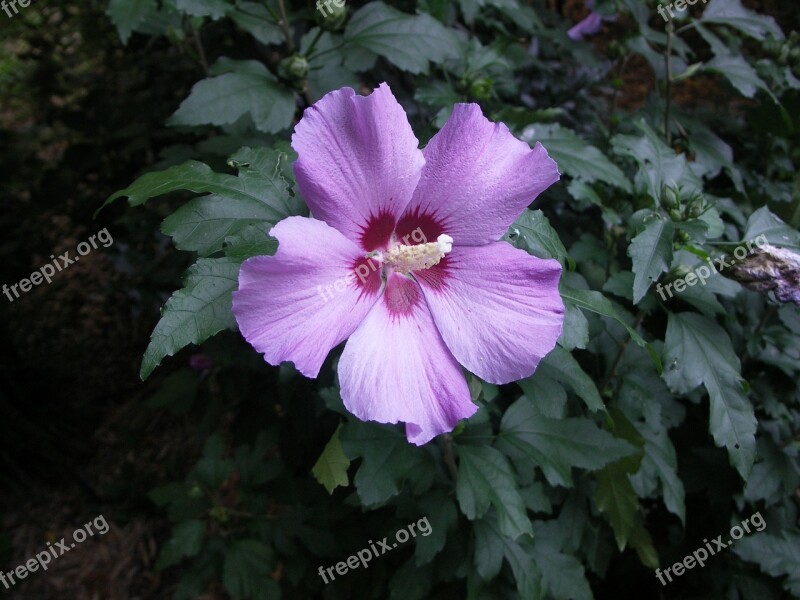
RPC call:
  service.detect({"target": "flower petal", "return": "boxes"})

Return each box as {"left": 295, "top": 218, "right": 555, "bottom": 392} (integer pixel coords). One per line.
{"left": 232, "top": 216, "right": 382, "bottom": 378}
{"left": 415, "top": 242, "right": 564, "bottom": 384}
{"left": 398, "top": 103, "right": 559, "bottom": 246}
{"left": 292, "top": 83, "right": 425, "bottom": 251}
{"left": 338, "top": 273, "right": 477, "bottom": 445}
{"left": 567, "top": 12, "right": 604, "bottom": 40}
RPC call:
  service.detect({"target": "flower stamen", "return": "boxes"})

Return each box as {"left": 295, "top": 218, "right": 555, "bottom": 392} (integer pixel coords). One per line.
{"left": 381, "top": 234, "right": 453, "bottom": 274}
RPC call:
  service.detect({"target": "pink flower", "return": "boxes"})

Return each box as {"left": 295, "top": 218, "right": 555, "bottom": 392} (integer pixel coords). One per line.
{"left": 232, "top": 83, "right": 564, "bottom": 445}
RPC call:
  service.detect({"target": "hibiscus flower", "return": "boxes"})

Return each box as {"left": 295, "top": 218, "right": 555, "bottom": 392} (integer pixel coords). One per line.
{"left": 232, "top": 83, "right": 565, "bottom": 445}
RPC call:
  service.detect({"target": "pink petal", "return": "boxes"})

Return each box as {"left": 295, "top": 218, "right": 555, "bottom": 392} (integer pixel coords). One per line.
{"left": 338, "top": 273, "right": 477, "bottom": 445}
{"left": 415, "top": 242, "right": 564, "bottom": 384}
{"left": 232, "top": 216, "right": 382, "bottom": 378}
{"left": 292, "top": 83, "right": 425, "bottom": 251}
{"left": 397, "top": 103, "right": 559, "bottom": 247}
{"left": 567, "top": 12, "right": 604, "bottom": 40}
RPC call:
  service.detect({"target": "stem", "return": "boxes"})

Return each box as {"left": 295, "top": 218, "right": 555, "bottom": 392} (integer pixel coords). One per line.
{"left": 276, "top": 0, "right": 294, "bottom": 52}
{"left": 304, "top": 27, "right": 324, "bottom": 58}
{"left": 664, "top": 18, "right": 674, "bottom": 144}
{"left": 741, "top": 305, "right": 777, "bottom": 368}
{"left": 188, "top": 18, "right": 209, "bottom": 75}
{"left": 600, "top": 310, "right": 646, "bottom": 395}
{"left": 442, "top": 434, "right": 459, "bottom": 483}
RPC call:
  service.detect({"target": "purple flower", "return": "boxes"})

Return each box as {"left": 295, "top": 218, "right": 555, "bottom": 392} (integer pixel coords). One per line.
{"left": 232, "top": 83, "right": 564, "bottom": 445}
{"left": 567, "top": 0, "right": 613, "bottom": 41}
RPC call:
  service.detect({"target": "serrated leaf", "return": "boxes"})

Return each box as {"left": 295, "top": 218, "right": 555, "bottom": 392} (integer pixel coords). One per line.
{"left": 531, "top": 521, "right": 592, "bottom": 600}
{"left": 415, "top": 491, "right": 457, "bottom": 566}
{"left": 524, "top": 123, "right": 631, "bottom": 192}
{"left": 700, "top": 0, "right": 784, "bottom": 40}
{"left": 734, "top": 531, "right": 800, "bottom": 596}
{"left": 629, "top": 217, "right": 674, "bottom": 303}
{"left": 107, "top": 0, "right": 157, "bottom": 44}
{"left": 156, "top": 520, "right": 205, "bottom": 570}
{"left": 176, "top": 0, "right": 229, "bottom": 19}
{"left": 222, "top": 540, "right": 278, "bottom": 600}
{"left": 456, "top": 445, "right": 533, "bottom": 539}
{"left": 594, "top": 470, "right": 636, "bottom": 549}
{"left": 228, "top": 1, "right": 284, "bottom": 45}
{"left": 663, "top": 312, "right": 757, "bottom": 478}
{"left": 561, "top": 285, "right": 662, "bottom": 373}
{"left": 311, "top": 425, "right": 350, "bottom": 494}
{"left": 637, "top": 425, "right": 686, "bottom": 524}
{"left": 105, "top": 147, "right": 297, "bottom": 218}
{"left": 497, "top": 397, "right": 636, "bottom": 487}
{"left": 141, "top": 258, "right": 241, "bottom": 380}
{"left": 744, "top": 206, "right": 800, "bottom": 249}
{"left": 169, "top": 59, "right": 295, "bottom": 133}
{"left": 504, "top": 209, "right": 572, "bottom": 268}
{"left": 340, "top": 421, "right": 434, "bottom": 506}
{"left": 344, "top": 2, "right": 459, "bottom": 74}
{"left": 612, "top": 120, "right": 702, "bottom": 201}
{"left": 223, "top": 222, "right": 279, "bottom": 259}
{"left": 528, "top": 345, "right": 603, "bottom": 412}
{"left": 474, "top": 514, "right": 542, "bottom": 599}
{"left": 704, "top": 54, "right": 769, "bottom": 99}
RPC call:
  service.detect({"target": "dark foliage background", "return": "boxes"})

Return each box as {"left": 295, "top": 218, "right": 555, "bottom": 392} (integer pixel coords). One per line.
{"left": 0, "top": 0, "right": 799, "bottom": 598}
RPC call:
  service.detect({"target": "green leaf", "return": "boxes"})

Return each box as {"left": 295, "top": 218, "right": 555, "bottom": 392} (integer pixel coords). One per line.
{"left": 107, "top": 0, "right": 156, "bottom": 44}
{"left": 744, "top": 206, "right": 800, "bottom": 249}
{"left": 340, "top": 421, "right": 434, "bottom": 506}
{"left": 344, "top": 2, "right": 459, "bottom": 74}
{"left": 629, "top": 217, "right": 674, "bottom": 303}
{"left": 415, "top": 491, "right": 458, "bottom": 566}
{"left": 560, "top": 285, "right": 663, "bottom": 373}
{"left": 105, "top": 148, "right": 299, "bottom": 217}
{"left": 222, "top": 540, "right": 278, "bottom": 600}
{"left": 700, "top": 0, "right": 784, "bottom": 40}
{"left": 141, "top": 257, "right": 241, "bottom": 380}
{"left": 612, "top": 120, "right": 702, "bottom": 201}
{"left": 474, "top": 514, "right": 542, "bottom": 599}
{"left": 704, "top": 54, "right": 770, "bottom": 99}
{"left": 527, "top": 345, "right": 603, "bottom": 412}
{"left": 531, "top": 521, "right": 592, "bottom": 600}
{"left": 637, "top": 425, "right": 686, "bottom": 524}
{"left": 497, "top": 397, "right": 636, "bottom": 487}
{"left": 156, "top": 520, "right": 206, "bottom": 570}
{"left": 735, "top": 531, "right": 800, "bottom": 596}
{"left": 524, "top": 123, "right": 631, "bottom": 192}
{"left": 311, "top": 425, "right": 350, "bottom": 494}
{"left": 594, "top": 410, "right": 645, "bottom": 550}
{"left": 176, "top": 0, "right": 229, "bottom": 19}
{"left": 169, "top": 59, "right": 295, "bottom": 133}
{"left": 663, "top": 312, "right": 757, "bottom": 478}
{"left": 223, "top": 222, "right": 278, "bottom": 260}
{"left": 228, "top": 1, "right": 284, "bottom": 45}
{"left": 504, "top": 209, "right": 572, "bottom": 268}
{"left": 456, "top": 445, "right": 533, "bottom": 539}
{"left": 161, "top": 195, "right": 281, "bottom": 256}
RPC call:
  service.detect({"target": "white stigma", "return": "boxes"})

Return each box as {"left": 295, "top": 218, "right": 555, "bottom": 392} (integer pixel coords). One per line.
{"left": 381, "top": 234, "right": 454, "bottom": 274}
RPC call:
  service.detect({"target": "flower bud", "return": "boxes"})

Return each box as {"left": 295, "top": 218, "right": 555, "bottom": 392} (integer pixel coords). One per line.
{"left": 279, "top": 54, "right": 309, "bottom": 80}
{"left": 318, "top": 0, "right": 347, "bottom": 31}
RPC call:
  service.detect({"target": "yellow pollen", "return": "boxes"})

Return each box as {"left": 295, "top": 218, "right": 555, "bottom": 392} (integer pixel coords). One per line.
{"left": 382, "top": 234, "right": 453, "bottom": 274}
